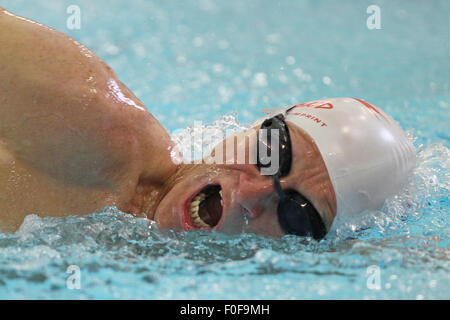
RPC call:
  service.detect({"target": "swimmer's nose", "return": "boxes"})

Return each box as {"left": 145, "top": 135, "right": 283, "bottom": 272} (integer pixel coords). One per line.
{"left": 235, "top": 171, "right": 278, "bottom": 218}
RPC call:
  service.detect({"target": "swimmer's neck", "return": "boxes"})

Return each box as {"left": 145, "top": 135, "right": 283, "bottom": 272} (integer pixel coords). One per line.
{"left": 122, "top": 164, "right": 190, "bottom": 220}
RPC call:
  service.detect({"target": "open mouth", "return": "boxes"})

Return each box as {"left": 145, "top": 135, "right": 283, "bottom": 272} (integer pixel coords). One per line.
{"left": 188, "top": 185, "right": 223, "bottom": 229}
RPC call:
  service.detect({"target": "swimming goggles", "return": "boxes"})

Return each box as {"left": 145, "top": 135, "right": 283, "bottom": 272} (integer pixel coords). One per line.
{"left": 256, "top": 114, "right": 327, "bottom": 240}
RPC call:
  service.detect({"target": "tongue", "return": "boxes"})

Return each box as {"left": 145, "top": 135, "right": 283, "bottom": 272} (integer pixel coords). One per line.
{"left": 198, "top": 192, "right": 223, "bottom": 226}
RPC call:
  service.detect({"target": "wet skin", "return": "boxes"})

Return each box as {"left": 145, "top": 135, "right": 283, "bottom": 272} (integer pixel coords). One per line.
{"left": 0, "top": 7, "right": 336, "bottom": 235}
{"left": 154, "top": 125, "right": 336, "bottom": 236}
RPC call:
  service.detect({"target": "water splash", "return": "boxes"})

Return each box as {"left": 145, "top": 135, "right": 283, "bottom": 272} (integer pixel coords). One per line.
{"left": 0, "top": 122, "right": 448, "bottom": 299}
{"left": 170, "top": 113, "right": 249, "bottom": 163}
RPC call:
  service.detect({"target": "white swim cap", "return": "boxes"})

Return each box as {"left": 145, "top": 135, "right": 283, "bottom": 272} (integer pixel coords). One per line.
{"left": 255, "top": 97, "right": 416, "bottom": 227}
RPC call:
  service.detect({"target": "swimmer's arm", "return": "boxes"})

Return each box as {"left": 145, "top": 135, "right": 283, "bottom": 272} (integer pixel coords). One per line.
{"left": 0, "top": 8, "right": 173, "bottom": 190}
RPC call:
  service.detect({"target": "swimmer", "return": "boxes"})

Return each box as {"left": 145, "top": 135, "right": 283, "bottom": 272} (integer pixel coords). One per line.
{"left": 0, "top": 8, "right": 416, "bottom": 238}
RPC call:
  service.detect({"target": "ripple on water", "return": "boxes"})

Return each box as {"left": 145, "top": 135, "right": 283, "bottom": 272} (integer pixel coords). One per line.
{"left": 0, "top": 126, "right": 448, "bottom": 299}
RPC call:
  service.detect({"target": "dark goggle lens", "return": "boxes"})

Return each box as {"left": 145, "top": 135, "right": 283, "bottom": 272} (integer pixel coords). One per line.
{"left": 277, "top": 190, "right": 327, "bottom": 240}
{"left": 256, "top": 115, "right": 292, "bottom": 178}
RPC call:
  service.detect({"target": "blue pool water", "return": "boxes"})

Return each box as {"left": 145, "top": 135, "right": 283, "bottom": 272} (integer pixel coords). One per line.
{"left": 0, "top": 0, "right": 448, "bottom": 299}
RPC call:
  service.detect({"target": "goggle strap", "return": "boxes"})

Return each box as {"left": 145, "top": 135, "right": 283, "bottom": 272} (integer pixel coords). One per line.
{"left": 272, "top": 175, "right": 287, "bottom": 201}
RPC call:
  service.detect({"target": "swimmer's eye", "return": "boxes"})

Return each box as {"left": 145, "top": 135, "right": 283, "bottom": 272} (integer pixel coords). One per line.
{"left": 276, "top": 188, "right": 327, "bottom": 240}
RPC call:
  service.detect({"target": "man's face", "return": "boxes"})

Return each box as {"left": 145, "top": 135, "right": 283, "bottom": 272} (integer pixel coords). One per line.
{"left": 153, "top": 122, "right": 336, "bottom": 237}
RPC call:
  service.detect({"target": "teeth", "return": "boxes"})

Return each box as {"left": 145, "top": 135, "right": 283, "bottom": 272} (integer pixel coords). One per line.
{"left": 189, "top": 193, "right": 210, "bottom": 228}
{"left": 188, "top": 189, "right": 224, "bottom": 229}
